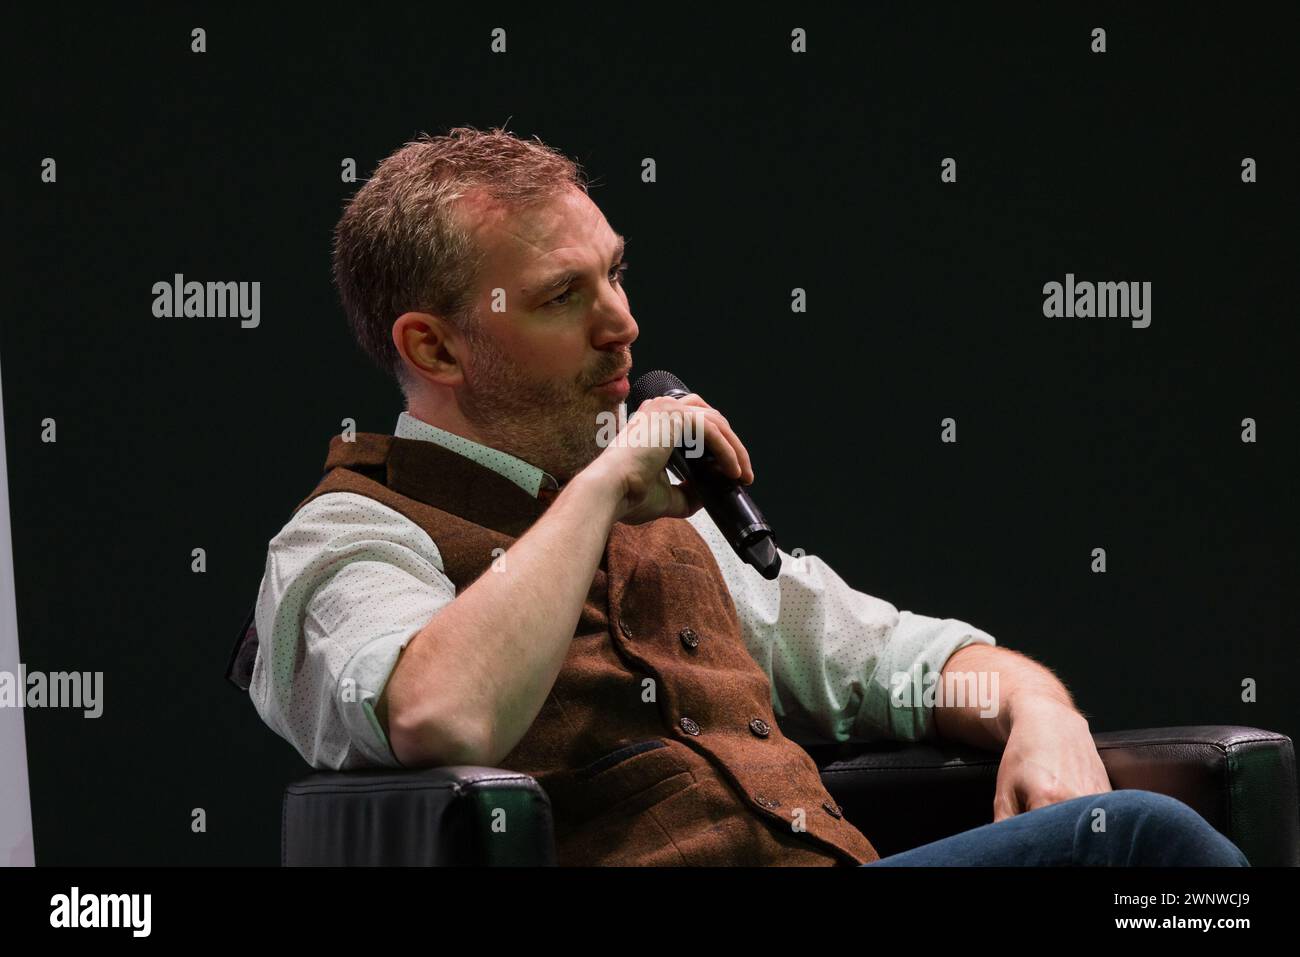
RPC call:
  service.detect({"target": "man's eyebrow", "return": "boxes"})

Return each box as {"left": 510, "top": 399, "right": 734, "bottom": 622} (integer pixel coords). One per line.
{"left": 522, "top": 234, "right": 627, "bottom": 297}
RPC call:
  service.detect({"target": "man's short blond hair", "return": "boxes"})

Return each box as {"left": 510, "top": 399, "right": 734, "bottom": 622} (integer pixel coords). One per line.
{"left": 332, "top": 126, "right": 589, "bottom": 392}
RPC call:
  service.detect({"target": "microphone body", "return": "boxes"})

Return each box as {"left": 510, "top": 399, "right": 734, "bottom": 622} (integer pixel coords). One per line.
{"left": 628, "top": 370, "right": 781, "bottom": 580}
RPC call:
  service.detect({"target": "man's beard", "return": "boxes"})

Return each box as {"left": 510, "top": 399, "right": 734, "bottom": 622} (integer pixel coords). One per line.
{"left": 457, "top": 327, "right": 627, "bottom": 485}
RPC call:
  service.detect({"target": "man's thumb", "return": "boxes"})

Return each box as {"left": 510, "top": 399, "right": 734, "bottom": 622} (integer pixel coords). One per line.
{"left": 669, "top": 480, "right": 703, "bottom": 519}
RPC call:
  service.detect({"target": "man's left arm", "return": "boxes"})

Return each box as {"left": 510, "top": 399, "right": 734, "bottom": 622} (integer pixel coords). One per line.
{"left": 684, "top": 506, "right": 1111, "bottom": 820}
{"left": 684, "top": 506, "right": 1000, "bottom": 745}
{"left": 932, "top": 643, "right": 1112, "bottom": 820}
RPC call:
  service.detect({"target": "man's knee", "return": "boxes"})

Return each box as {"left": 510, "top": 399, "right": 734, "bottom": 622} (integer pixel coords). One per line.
{"left": 1077, "top": 789, "right": 1249, "bottom": 866}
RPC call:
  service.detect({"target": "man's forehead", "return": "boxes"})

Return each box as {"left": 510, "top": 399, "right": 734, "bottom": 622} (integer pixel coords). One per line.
{"left": 467, "top": 189, "right": 615, "bottom": 262}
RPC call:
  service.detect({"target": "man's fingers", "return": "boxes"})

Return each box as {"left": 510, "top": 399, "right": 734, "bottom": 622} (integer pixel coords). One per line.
{"left": 700, "top": 415, "right": 744, "bottom": 481}
{"left": 993, "top": 780, "right": 1027, "bottom": 822}
{"left": 673, "top": 395, "right": 753, "bottom": 484}
{"left": 705, "top": 411, "right": 753, "bottom": 484}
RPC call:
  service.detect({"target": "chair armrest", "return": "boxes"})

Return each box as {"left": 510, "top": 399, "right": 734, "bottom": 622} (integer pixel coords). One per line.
{"left": 282, "top": 765, "right": 556, "bottom": 866}
{"left": 804, "top": 725, "right": 1298, "bottom": 866}
{"left": 1092, "top": 726, "right": 1298, "bottom": 867}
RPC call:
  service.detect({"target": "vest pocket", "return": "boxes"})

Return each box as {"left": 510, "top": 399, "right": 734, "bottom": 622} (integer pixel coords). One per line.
{"left": 575, "top": 739, "right": 668, "bottom": 779}
{"left": 552, "top": 738, "right": 695, "bottom": 823}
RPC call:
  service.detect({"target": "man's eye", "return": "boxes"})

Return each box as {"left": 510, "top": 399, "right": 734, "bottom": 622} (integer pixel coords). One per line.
{"left": 546, "top": 262, "right": 629, "bottom": 307}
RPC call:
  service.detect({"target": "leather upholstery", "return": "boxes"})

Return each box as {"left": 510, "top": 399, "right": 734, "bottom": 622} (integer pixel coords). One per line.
{"left": 282, "top": 766, "right": 556, "bottom": 866}
{"left": 281, "top": 724, "right": 1298, "bottom": 866}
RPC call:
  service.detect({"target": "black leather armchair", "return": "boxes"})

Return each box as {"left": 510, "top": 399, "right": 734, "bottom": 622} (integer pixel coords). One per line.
{"left": 281, "top": 724, "right": 1299, "bottom": 866}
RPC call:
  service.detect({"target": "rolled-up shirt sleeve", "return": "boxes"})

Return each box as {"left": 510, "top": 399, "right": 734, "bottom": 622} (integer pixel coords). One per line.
{"left": 685, "top": 507, "right": 996, "bottom": 746}
{"left": 249, "top": 493, "right": 456, "bottom": 770}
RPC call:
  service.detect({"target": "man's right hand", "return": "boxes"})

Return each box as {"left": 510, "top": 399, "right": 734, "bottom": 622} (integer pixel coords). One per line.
{"left": 582, "top": 393, "right": 755, "bottom": 525}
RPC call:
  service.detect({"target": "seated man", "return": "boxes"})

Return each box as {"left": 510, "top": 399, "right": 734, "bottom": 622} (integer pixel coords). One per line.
{"left": 245, "top": 127, "right": 1247, "bottom": 867}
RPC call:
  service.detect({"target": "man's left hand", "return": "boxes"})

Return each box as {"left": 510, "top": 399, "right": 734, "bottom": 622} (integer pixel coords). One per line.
{"left": 993, "top": 696, "right": 1112, "bottom": 822}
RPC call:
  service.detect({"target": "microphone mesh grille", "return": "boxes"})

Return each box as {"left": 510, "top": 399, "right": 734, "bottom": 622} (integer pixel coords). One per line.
{"left": 628, "top": 369, "right": 689, "bottom": 411}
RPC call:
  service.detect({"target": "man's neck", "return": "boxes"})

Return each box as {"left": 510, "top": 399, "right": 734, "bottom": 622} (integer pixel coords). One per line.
{"left": 403, "top": 393, "right": 583, "bottom": 487}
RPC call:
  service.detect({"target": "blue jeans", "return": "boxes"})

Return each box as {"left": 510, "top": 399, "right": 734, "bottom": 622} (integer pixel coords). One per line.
{"left": 862, "top": 789, "right": 1251, "bottom": 866}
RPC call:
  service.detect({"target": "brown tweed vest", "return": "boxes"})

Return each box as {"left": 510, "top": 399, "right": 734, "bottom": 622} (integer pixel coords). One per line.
{"left": 297, "top": 431, "right": 880, "bottom": 866}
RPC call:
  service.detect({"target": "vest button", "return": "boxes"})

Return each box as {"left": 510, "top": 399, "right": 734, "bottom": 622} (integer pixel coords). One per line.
{"left": 618, "top": 620, "right": 633, "bottom": 639}
{"left": 749, "top": 717, "right": 771, "bottom": 738}
{"left": 755, "top": 795, "right": 781, "bottom": 810}
{"left": 679, "top": 716, "right": 701, "bottom": 736}
{"left": 822, "top": 801, "right": 843, "bottom": 819}
{"left": 678, "top": 627, "right": 700, "bottom": 650}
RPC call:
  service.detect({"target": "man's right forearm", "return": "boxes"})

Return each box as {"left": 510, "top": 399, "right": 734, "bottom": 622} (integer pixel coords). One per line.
{"left": 381, "top": 464, "right": 624, "bottom": 768}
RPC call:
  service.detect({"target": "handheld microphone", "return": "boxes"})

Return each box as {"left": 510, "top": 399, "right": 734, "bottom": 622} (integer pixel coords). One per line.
{"left": 627, "top": 370, "right": 781, "bottom": 580}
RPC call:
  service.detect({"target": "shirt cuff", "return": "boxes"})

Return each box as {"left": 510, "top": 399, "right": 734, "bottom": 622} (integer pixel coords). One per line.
{"left": 336, "top": 629, "right": 420, "bottom": 768}
{"left": 855, "top": 612, "right": 997, "bottom": 743}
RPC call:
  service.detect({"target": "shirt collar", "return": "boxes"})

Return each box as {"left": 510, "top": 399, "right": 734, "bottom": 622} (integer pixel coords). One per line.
{"left": 394, "top": 411, "right": 560, "bottom": 499}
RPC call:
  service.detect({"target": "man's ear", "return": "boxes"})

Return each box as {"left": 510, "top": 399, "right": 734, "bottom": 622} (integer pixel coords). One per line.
{"left": 393, "top": 311, "right": 466, "bottom": 388}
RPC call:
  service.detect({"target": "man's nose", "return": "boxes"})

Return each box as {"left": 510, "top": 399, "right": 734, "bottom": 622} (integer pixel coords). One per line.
{"left": 593, "top": 296, "right": 638, "bottom": 349}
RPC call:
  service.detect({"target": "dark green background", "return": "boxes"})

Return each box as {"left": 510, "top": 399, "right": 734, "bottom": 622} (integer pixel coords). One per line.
{"left": 6, "top": 5, "right": 1295, "bottom": 864}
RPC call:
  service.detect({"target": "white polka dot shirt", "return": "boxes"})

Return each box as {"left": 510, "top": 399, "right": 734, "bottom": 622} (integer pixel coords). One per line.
{"left": 248, "top": 411, "right": 997, "bottom": 770}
